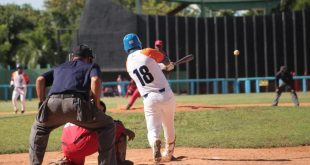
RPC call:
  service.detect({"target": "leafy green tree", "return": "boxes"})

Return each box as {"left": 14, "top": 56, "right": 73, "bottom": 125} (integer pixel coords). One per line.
{"left": 44, "top": 0, "right": 85, "bottom": 63}
{"left": 276, "top": 0, "right": 310, "bottom": 12}
{"left": 113, "top": 0, "right": 136, "bottom": 12}
{"left": 0, "top": 4, "right": 60, "bottom": 68}
{"left": 15, "top": 22, "right": 51, "bottom": 68}
{"left": 114, "top": 0, "right": 189, "bottom": 16}
{"left": 0, "top": 4, "right": 37, "bottom": 67}
{"left": 292, "top": 0, "right": 310, "bottom": 10}
{"left": 0, "top": 24, "right": 11, "bottom": 65}
{"left": 141, "top": 0, "right": 178, "bottom": 15}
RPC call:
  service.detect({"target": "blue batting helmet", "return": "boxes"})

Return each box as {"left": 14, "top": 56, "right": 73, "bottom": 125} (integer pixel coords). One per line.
{"left": 123, "top": 33, "right": 142, "bottom": 53}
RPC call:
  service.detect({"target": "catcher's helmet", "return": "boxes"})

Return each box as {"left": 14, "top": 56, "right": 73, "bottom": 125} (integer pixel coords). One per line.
{"left": 123, "top": 33, "right": 142, "bottom": 53}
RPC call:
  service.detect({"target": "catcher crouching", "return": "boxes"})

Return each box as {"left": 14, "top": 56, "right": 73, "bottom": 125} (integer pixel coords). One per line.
{"left": 51, "top": 101, "right": 135, "bottom": 165}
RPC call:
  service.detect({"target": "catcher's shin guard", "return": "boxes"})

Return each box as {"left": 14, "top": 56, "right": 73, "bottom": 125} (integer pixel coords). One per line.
{"left": 116, "top": 134, "right": 127, "bottom": 163}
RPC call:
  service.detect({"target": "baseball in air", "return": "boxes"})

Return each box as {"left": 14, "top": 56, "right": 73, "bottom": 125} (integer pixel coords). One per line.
{"left": 233, "top": 50, "right": 240, "bottom": 56}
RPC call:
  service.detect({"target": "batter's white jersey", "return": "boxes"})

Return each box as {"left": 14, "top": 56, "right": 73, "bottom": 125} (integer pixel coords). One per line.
{"left": 126, "top": 48, "right": 176, "bottom": 157}
{"left": 126, "top": 48, "right": 171, "bottom": 96}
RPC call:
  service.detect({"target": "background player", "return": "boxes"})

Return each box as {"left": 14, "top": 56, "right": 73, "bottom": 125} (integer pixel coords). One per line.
{"left": 116, "top": 74, "right": 123, "bottom": 96}
{"left": 125, "top": 79, "right": 140, "bottom": 110}
{"left": 123, "top": 33, "right": 176, "bottom": 163}
{"left": 272, "top": 65, "right": 299, "bottom": 106}
{"left": 154, "top": 40, "right": 169, "bottom": 63}
{"left": 10, "top": 64, "right": 30, "bottom": 114}
{"left": 57, "top": 101, "right": 135, "bottom": 165}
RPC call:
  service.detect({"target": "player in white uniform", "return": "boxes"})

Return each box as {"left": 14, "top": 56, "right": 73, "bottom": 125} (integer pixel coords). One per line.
{"left": 123, "top": 33, "right": 176, "bottom": 163}
{"left": 10, "top": 64, "right": 30, "bottom": 114}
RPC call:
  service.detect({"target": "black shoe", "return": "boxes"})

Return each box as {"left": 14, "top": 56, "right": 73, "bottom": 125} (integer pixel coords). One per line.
{"left": 21, "top": 110, "right": 25, "bottom": 114}
{"left": 119, "top": 160, "right": 134, "bottom": 165}
{"left": 126, "top": 104, "right": 132, "bottom": 110}
{"left": 14, "top": 110, "right": 18, "bottom": 114}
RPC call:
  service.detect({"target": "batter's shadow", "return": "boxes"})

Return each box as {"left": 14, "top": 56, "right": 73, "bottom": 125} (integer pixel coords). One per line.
{"left": 134, "top": 156, "right": 188, "bottom": 165}
{"left": 171, "top": 155, "right": 188, "bottom": 161}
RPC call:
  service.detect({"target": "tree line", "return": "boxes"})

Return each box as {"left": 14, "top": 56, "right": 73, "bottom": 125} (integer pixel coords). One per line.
{"left": 0, "top": 0, "right": 309, "bottom": 68}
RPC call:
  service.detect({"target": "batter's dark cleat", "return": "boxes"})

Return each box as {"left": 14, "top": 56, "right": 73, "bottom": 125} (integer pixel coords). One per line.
{"left": 126, "top": 104, "right": 132, "bottom": 110}
{"left": 21, "top": 110, "right": 25, "bottom": 114}
{"left": 14, "top": 110, "right": 18, "bottom": 114}
{"left": 153, "top": 140, "right": 162, "bottom": 162}
{"left": 272, "top": 104, "right": 278, "bottom": 107}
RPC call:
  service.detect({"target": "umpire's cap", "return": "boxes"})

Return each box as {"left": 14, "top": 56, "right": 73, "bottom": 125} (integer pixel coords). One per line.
{"left": 72, "top": 44, "right": 94, "bottom": 58}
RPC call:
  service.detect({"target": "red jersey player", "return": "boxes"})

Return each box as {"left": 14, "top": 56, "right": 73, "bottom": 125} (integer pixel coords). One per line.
{"left": 55, "top": 101, "right": 135, "bottom": 165}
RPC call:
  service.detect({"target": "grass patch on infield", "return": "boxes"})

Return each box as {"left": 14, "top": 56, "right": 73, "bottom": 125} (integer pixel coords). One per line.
{"left": 0, "top": 92, "right": 309, "bottom": 154}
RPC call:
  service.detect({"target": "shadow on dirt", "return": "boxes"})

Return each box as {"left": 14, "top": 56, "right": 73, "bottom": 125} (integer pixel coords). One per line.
{"left": 204, "top": 157, "right": 291, "bottom": 161}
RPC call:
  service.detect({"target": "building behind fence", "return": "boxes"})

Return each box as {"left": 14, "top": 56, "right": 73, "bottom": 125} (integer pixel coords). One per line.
{"left": 77, "top": 0, "right": 310, "bottom": 78}
{"left": 71, "top": 0, "right": 310, "bottom": 94}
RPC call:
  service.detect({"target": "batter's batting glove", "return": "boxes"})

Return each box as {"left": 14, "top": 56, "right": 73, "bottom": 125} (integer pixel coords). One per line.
{"left": 166, "top": 62, "right": 174, "bottom": 71}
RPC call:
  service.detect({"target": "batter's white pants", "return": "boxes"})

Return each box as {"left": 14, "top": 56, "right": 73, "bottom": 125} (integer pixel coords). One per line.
{"left": 143, "top": 89, "right": 176, "bottom": 148}
{"left": 12, "top": 87, "right": 27, "bottom": 111}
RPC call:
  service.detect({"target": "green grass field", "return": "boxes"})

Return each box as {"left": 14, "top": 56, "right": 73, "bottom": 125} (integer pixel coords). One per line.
{"left": 0, "top": 92, "right": 309, "bottom": 154}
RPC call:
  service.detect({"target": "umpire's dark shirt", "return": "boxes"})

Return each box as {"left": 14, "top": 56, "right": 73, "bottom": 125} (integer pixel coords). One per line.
{"left": 275, "top": 71, "right": 294, "bottom": 87}
{"left": 42, "top": 59, "right": 101, "bottom": 97}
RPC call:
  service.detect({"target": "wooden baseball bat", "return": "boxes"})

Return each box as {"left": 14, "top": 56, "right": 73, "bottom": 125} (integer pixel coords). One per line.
{"left": 174, "top": 54, "right": 194, "bottom": 65}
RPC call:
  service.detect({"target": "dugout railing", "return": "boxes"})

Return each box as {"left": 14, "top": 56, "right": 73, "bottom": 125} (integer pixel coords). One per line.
{"left": 0, "top": 76, "right": 310, "bottom": 100}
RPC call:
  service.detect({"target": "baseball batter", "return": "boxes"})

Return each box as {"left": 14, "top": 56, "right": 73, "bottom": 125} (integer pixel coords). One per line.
{"left": 125, "top": 40, "right": 172, "bottom": 110}
{"left": 123, "top": 33, "right": 176, "bottom": 163}
{"left": 10, "top": 64, "right": 30, "bottom": 114}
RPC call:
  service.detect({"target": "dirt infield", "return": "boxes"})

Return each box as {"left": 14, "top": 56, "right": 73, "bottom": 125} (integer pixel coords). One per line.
{"left": 1, "top": 146, "right": 310, "bottom": 165}
{"left": 1, "top": 103, "right": 310, "bottom": 164}
{"left": 111, "top": 102, "right": 310, "bottom": 113}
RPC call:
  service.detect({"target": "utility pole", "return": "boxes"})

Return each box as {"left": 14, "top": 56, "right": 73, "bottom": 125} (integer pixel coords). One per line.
{"left": 135, "top": 0, "right": 142, "bottom": 14}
